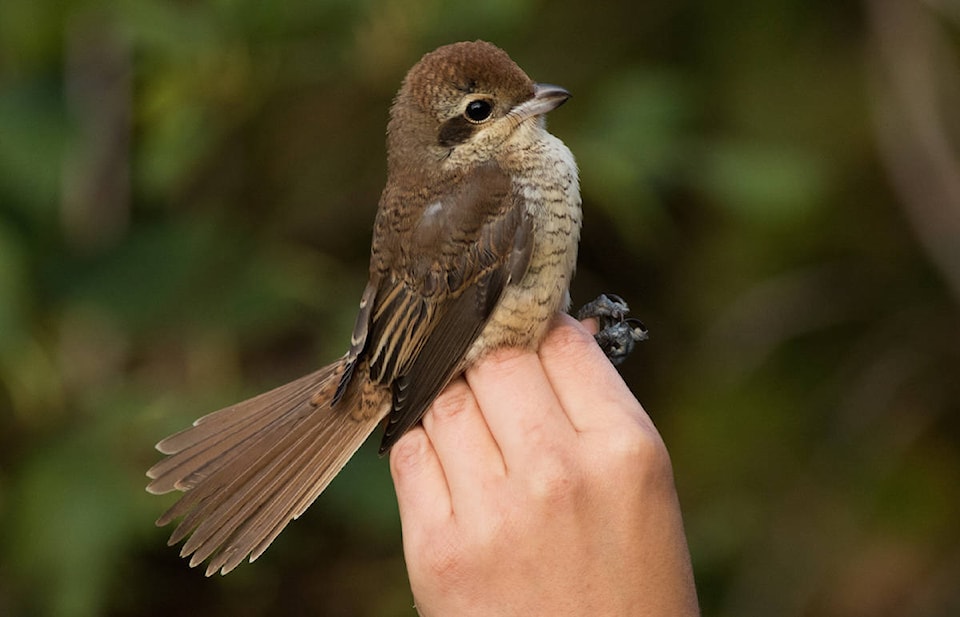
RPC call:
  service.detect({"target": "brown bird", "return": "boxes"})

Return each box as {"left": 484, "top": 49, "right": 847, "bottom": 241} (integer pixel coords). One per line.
{"left": 147, "top": 40, "right": 616, "bottom": 577}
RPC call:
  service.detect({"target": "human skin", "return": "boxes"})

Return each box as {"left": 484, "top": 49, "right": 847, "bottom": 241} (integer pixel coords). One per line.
{"left": 390, "top": 314, "right": 700, "bottom": 617}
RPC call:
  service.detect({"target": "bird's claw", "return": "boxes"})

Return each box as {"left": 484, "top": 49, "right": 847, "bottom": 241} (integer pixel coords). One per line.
{"left": 577, "top": 294, "right": 648, "bottom": 366}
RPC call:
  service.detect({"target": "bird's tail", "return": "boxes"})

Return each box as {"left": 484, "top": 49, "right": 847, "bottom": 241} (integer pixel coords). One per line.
{"left": 146, "top": 358, "right": 389, "bottom": 576}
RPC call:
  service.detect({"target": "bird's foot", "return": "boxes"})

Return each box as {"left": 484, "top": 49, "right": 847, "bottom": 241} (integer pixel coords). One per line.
{"left": 577, "top": 294, "right": 648, "bottom": 366}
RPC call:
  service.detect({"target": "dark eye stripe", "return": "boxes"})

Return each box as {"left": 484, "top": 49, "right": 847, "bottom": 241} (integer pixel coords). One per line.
{"left": 438, "top": 116, "right": 475, "bottom": 147}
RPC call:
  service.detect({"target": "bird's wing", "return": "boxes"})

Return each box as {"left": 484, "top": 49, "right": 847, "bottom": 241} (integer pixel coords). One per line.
{"left": 343, "top": 161, "right": 533, "bottom": 453}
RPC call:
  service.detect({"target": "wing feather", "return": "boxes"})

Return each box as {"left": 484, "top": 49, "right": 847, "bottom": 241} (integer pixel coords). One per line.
{"left": 361, "top": 163, "right": 534, "bottom": 452}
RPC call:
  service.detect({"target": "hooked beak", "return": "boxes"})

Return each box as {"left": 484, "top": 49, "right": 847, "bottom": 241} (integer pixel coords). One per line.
{"left": 511, "top": 83, "right": 571, "bottom": 119}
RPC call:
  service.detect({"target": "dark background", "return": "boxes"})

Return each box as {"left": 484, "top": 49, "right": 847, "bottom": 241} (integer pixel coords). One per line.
{"left": 1, "top": 0, "right": 958, "bottom": 615}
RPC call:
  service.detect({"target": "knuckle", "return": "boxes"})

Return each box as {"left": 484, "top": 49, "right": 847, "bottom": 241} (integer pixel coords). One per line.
{"left": 512, "top": 420, "right": 581, "bottom": 503}
{"left": 610, "top": 423, "right": 658, "bottom": 458}
{"left": 427, "top": 380, "right": 474, "bottom": 422}
{"left": 596, "top": 423, "right": 673, "bottom": 484}
{"left": 527, "top": 454, "right": 579, "bottom": 504}
{"left": 390, "top": 429, "right": 427, "bottom": 471}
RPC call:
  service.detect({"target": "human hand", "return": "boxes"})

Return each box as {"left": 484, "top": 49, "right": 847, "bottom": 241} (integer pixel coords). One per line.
{"left": 389, "top": 314, "right": 699, "bottom": 616}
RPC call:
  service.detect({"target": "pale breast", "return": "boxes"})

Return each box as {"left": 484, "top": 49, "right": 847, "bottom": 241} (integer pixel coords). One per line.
{"left": 465, "top": 129, "right": 582, "bottom": 363}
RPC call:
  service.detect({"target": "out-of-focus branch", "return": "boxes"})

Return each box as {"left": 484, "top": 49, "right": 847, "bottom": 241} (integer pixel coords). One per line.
{"left": 920, "top": 0, "right": 960, "bottom": 24}
{"left": 866, "top": 0, "right": 960, "bottom": 305}
{"left": 62, "top": 10, "right": 131, "bottom": 250}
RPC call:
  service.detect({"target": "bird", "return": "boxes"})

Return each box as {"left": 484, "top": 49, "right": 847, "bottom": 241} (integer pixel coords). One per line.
{"left": 146, "top": 40, "right": 630, "bottom": 577}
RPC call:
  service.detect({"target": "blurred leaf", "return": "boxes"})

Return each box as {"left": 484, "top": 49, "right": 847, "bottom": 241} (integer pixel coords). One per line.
{"left": 697, "top": 140, "right": 829, "bottom": 225}
{"left": 0, "top": 222, "right": 29, "bottom": 349}
{"left": 46, "top": 217, "right": 336, "bottom": 338}
{"left": 0, "top": 0, "right": 69, "bottom": 71}
{"left": 571, "top": 69, "right": 695, "bottom": 250}
{"left": 6, "top": 433, "right": 141, "bottom": 617}
{"left": 0, "top": 81, "right": 71, "bottom": 227}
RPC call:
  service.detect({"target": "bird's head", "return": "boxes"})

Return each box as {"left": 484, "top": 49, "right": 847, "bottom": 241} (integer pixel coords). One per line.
{"left": 386, "top": 41, "right": 570, "bottom": 180}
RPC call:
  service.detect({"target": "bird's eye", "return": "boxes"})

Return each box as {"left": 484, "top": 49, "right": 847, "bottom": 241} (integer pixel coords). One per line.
{"left": 464, "top": 99, "right": 493, "bottom": 123}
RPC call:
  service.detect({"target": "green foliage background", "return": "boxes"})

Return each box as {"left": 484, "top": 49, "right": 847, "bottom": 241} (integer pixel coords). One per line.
{"left": 1, "top": 0, "right": 958, "bottom": 615}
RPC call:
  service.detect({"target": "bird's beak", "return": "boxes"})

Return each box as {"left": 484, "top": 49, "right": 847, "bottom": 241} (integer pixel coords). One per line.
{"left": 511, "top": 83, "right": 571, "bottom": 119}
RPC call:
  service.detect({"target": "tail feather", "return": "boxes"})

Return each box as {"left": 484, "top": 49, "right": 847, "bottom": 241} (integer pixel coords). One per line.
{"left": 152, "top": 389, "right": 314, "bottom": 528}
{"left": 154, "top": 369, "right": 318, "bottom": 454}
{"left": 147, "top": 370, "right": 327, "bottom": 494}
{"left": 146, "top": 360, "right": 390, "bottom": 576}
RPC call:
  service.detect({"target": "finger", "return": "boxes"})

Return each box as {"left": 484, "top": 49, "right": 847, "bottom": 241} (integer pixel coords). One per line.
{"left": 465, "top": 346, "right": 575, "bottom": 468}
{"left": 579, "top": 315, "right": 599, "bottom": 335}
{"left": 421, "top": 377, "right": 505, "bottom": 517}
{"left": 390, "top": 426, "right": 452, "bottom": 533}
{"left": 539, "top": 313, "right": 655, "bottom": 434}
